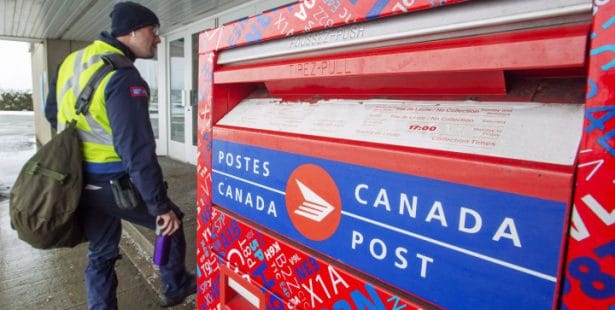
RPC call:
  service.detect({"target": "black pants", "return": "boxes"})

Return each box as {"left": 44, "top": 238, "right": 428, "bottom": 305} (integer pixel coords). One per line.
{"left": 78, "top": 179, "right": 190, "bottom": 310}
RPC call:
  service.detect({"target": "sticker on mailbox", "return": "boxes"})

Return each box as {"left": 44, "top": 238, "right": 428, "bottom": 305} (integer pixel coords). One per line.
{"left": 212, "top": 140, "right": 568, "bottom": 309}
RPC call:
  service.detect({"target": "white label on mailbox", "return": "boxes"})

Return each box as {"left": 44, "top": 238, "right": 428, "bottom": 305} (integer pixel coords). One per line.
{"left": 217, "top": 99, "right": 584, "bottom": 165}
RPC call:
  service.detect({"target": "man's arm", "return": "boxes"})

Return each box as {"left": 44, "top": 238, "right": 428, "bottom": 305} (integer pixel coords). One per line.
{"left": 105, "top": 69, "right": 173, "bottom": 216}
{"left": 44, "top": 68, "right": 58, "bottom": 130}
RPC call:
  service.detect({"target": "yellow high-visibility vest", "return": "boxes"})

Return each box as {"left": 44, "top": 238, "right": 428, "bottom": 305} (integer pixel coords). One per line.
{"left": 57, "top": 40, "right": 126, "bottom": 171}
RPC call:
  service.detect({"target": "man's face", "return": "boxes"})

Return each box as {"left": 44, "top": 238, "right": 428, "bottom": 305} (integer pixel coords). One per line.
{"left": 130, "top": 25, "right": 161, "bottom": 59}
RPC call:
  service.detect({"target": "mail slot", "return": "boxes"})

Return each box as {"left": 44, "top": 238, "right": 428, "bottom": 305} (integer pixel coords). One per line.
{"left": 195, "top": 0, "right": 601, "bottom": 309}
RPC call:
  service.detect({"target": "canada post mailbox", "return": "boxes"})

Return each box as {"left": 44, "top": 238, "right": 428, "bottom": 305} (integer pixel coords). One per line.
{"left": 197, "top": 0, "right": 596, "bottom": 309}
{"left": 211, "top": 99, "right": 583, "bottom": 309}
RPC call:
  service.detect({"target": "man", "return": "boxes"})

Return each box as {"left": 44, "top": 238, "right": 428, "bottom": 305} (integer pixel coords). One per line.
{"left": 52, "top": 2, "right": 195, "bottom": 309}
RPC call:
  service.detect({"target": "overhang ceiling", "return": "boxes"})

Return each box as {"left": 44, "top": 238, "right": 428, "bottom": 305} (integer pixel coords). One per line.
{"left": 0, "top": 0, "right": 294, "bottom": 42}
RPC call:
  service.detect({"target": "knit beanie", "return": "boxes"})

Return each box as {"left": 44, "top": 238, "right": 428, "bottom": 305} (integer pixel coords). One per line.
{"left": 110, "top": 1, "right": 159, "bottom": 37}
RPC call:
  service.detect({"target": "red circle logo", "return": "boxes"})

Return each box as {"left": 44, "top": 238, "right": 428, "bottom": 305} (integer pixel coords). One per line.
{"left": 285, "top": 164, "right": 341, "bottom": 241}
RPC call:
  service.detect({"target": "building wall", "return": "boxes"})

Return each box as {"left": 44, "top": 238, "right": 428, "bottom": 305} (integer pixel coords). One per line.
{"left": 30, "top": 42, "right": 48, "bottom": 145}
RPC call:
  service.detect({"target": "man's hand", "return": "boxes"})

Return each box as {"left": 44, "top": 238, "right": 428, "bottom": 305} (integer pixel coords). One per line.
{"left": 156, "top": 210, "right": 181, "bottom": 236}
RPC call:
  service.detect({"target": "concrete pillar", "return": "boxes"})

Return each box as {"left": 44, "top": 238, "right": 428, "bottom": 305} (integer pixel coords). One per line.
{"left": 31, "top": 39, "right": 88, "bottom": 145}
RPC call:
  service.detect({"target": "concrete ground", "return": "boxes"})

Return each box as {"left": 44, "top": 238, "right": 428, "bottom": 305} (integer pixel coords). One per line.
{"left": 0, "top": 156, "right": 197, "bottom": 309}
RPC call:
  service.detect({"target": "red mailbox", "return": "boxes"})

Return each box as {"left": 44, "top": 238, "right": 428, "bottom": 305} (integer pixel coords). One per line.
{"left": 196, "top": 1, "right": 615, "bottom": 309}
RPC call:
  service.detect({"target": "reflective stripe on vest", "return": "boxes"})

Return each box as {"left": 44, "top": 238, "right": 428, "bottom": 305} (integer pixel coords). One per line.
{"left": 58, "top": 52, "right": 104, "bottom": 105}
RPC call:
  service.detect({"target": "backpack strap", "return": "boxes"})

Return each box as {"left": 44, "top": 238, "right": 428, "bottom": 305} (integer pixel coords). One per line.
{"left": 75, "top": 53, "right": 134, "bottom": 115}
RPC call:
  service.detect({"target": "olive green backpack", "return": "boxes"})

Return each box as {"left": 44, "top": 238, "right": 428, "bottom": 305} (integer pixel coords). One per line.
{"left": 9, "top": 53, "right": 133, "bottom": 249}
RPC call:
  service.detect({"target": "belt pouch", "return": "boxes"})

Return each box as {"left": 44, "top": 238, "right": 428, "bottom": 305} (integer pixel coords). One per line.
{"left": 109, "top": 176, "right": 139, "bottom": 210}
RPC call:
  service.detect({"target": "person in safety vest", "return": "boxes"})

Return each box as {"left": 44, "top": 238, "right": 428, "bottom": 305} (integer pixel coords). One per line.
{"left": 51, "top": 2, "right": 195, "bottom": 308}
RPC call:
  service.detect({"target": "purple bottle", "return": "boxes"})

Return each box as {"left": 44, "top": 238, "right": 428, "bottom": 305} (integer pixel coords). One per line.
{"left": 153, "top": 218, "right": 170, "bottom": 266}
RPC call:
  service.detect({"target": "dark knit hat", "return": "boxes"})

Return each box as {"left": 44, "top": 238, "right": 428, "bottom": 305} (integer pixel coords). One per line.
{"left": 110, "top": 1, "right": 159, "bottom": 37}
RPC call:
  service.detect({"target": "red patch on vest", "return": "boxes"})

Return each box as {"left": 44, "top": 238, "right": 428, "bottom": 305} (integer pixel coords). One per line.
{"left": 130, "top": 86, "right": 148, "bottom": 97}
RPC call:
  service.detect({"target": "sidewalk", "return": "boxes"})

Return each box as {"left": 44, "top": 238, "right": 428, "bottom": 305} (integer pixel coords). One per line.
{"left": 0, "top": 156, "right": 197, "bottom": 309}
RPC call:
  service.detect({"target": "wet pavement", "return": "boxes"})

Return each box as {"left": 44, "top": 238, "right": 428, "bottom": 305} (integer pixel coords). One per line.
{"left": 0, "top": 199, "right": 163, "bottom": 309}
{"left": 0, "top": 111, "right": 197, "bottom": 309}
{"left": 0, "top": 112, "right": 36, "bottom": 198}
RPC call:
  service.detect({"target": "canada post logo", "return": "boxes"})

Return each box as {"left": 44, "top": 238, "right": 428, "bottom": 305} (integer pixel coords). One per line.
{"left": 285, "top": 164, "right": 342, "bottom": 241}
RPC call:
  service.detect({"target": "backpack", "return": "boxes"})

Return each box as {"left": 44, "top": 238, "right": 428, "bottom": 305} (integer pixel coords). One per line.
{"left": 9, "top": 53, "right": 133, "bottom": 249}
